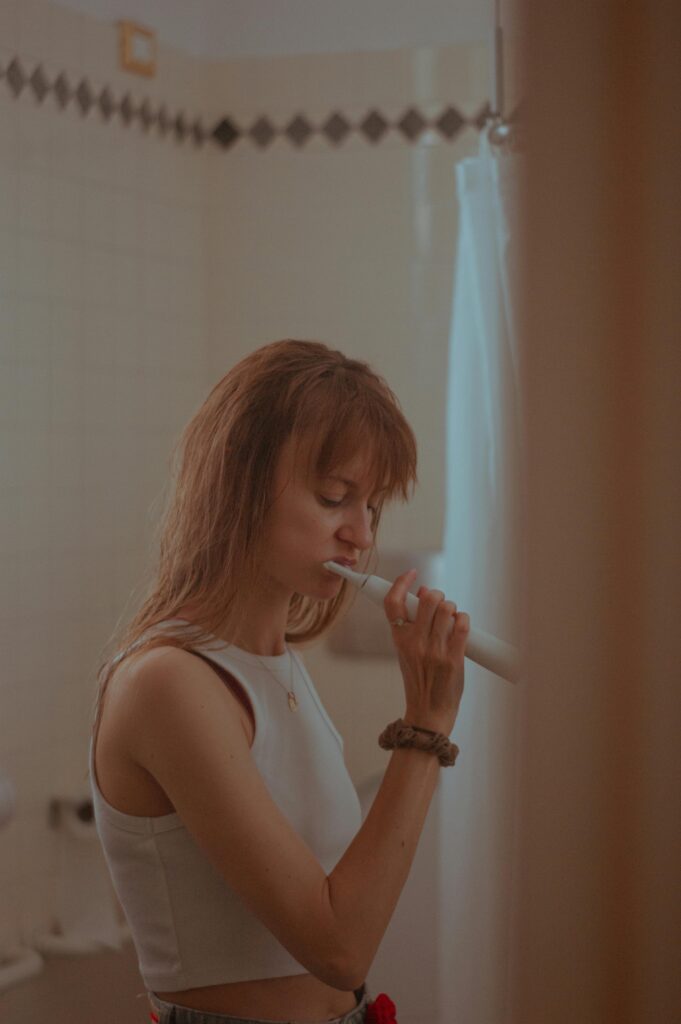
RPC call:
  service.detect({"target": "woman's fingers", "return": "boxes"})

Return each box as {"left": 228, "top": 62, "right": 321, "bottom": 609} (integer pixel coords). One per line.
{"left": 385, "top": 572, "right": 465, "bottom": 645}
{"left": 414, "top": 587, "right": 446, "bottom": 633}
{"left": 384, "top": 568, "right": 418, "bottom": 623}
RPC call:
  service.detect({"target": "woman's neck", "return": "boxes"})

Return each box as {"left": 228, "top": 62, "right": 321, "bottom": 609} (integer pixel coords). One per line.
{"left": 174, "top": 604, "right": 288, "bottom": 657}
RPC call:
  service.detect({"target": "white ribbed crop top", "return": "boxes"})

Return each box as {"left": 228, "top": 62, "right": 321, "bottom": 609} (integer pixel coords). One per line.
{"left": 88, "top": 620, "right": 363, "bottom": 991}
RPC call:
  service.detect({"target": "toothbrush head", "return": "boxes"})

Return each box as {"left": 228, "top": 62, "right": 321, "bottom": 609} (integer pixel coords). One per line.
{"left": 322, "top": 561, "right": 369, "bottom": 587}
{"left": 323, "top": 560, "right": 351, "bottom": 578}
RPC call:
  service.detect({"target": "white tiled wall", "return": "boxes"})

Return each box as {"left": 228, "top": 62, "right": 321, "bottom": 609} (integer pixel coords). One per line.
{"left": 0, "top": 0, "right": 486, "bottom": 954}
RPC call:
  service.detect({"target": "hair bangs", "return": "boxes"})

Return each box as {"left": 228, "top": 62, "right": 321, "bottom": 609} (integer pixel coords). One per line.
{"left": 294, "top": 389, "right": 416, "bottom": 505}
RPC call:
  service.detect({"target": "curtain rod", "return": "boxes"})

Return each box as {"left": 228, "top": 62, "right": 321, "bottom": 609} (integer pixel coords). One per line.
{"left": 486, "top": 0, "right": 522, "bottom": 150}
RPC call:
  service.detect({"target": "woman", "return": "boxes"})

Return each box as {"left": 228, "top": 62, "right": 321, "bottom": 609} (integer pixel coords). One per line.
{"left": 89, "top": 339, "right": 468, "bottom": 1024}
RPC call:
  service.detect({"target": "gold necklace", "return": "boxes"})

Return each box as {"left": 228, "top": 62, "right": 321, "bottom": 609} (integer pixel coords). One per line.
{"left": 255, "top": 647, "right": 299, "bottom": 712}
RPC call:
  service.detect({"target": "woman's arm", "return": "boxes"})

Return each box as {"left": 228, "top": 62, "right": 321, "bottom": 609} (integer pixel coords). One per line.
{"left": 325, "top": 746, "right": 441, "bottom": 987}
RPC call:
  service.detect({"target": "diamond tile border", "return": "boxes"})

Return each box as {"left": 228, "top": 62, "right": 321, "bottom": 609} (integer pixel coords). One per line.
{"left": 0, "top": 53, "right": 494, "bottom": 151}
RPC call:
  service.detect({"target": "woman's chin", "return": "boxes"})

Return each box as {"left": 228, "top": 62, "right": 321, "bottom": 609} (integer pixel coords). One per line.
{"left": 290, "top": 567, "right": 342, "bottom": 601}
{"left": 318, "top": 565, "right": 344, "bottom": 591}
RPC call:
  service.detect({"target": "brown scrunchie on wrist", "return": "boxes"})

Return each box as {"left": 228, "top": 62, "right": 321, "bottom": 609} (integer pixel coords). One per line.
{"left": 378, "top": 718, "right": 460, "bottom": 766}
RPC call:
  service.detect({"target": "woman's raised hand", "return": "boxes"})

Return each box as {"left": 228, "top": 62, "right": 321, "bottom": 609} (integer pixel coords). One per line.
{"left": 384, "top": 569, "right": 469, "bottom": 735}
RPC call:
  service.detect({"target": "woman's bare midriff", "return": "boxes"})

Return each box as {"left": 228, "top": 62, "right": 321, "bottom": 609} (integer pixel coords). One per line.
{"left": 151, "top": 976, "right": 358, "bottom": 1021}
{"left": 98, "top": 636, "right": 358, "bottom": 1023}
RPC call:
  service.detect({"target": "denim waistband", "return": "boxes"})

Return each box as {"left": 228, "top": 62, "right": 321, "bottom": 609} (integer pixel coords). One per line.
{"left": 147, "top": 983, "right": 369, "bottom": 1024}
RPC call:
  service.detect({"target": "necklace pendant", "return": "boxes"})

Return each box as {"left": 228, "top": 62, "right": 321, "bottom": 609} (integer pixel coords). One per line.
{"left": 287, "top": 691, "right": 298, "bottom": 712}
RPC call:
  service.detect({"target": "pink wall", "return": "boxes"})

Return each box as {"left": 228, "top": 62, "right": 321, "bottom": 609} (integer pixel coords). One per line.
{"left": 509, "top": 1, "right": 681, "bottom": 1021}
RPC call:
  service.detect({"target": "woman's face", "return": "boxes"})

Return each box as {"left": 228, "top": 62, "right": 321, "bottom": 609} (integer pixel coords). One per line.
{"left": 258, "top": 434, "right": 385, "bottom": 601}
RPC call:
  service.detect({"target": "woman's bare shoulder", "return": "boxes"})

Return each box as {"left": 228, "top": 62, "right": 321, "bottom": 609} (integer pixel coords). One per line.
{"left": 114, "top": 643, "right": 195, "bottom": 684}
{"left": 111, "top": 642, "right": 256, "bottom": 747}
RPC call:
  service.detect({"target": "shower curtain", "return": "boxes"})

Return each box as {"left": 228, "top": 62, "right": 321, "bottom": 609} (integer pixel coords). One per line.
{"left": 434, "top": 130, "right": 524, "bottom": 1023}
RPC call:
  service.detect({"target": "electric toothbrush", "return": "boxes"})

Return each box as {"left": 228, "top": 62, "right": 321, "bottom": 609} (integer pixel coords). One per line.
{"left": 323, "top": 560, "right": 520, "bottom": 684}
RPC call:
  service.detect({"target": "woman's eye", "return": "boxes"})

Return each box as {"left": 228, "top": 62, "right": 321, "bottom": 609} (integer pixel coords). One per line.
{"left": 320, "top": 497, "right": 377, "bottom": 514}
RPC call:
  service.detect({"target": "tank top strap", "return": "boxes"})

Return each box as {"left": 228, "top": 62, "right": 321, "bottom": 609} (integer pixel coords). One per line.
{"left": 111, "top": 618, "right": 193, "bottom": 666}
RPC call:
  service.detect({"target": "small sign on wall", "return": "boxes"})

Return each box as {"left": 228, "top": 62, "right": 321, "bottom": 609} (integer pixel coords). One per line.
{"left": 118, "top": 20, "right": 157, "bottom": 78}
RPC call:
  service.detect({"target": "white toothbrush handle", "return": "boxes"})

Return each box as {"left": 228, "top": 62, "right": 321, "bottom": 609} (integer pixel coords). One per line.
{"left": 327, "top": 564, "right": 521, "bottom": 684}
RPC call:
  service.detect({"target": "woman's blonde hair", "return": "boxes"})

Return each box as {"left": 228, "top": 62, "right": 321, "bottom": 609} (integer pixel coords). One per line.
{"left": 90, "top": 338, "right": 418, "bottom": 749}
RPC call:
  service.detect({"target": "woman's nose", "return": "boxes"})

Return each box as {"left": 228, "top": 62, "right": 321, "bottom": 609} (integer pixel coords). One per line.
{"left": 337, "top": 507, "right": 374, "bottom": 549}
